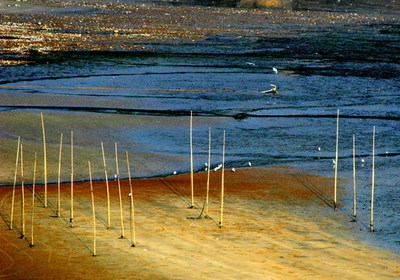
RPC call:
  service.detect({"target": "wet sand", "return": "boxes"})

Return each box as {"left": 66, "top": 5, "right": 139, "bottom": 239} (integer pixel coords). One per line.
{"left": 0, "top": 166, "right": 399, "bottom": 279}
{"left": 0, "top": 0, "right": 397, "bottom": 66}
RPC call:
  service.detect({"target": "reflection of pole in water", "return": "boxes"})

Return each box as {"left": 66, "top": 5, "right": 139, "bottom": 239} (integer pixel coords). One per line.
{"left": 10, "top": 136, "right": 20, "bottom": 230}
{"left": 370, "top": 126, "right": 376, "bottom": 232}
{"left": 56, "top": 133, "right": 63, "bottom": 218}
{"left": 101, "top": 142, "right": 111, "bottom": 230}
{"left": 352, "top": 134, "right": 357, "bottom": 222}
{"left": 30, "top": 153, "right": 37, "bottom": 247}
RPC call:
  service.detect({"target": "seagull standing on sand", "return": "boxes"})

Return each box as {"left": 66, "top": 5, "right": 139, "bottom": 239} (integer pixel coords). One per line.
{"left": 214, "top": 164, "right": 223, "bottom": 172}
{"left": 248, "top": 161, "right": 252, "bottom": 167}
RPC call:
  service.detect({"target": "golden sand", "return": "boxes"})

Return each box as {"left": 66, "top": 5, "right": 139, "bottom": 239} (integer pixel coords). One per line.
{"left": 0, "top": 167, "right": 399, "bottom": 279}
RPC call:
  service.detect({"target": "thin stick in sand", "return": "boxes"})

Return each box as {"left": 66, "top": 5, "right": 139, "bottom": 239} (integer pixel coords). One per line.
{"left": 333, "top": 109, "right": 339, "bottom": 210}
{"left": 370, "top": 126, "right": 376, "bottom": 232}
{"left": 115, "top": 142, "right": 125, "bottom": 238}
{"left": 10, "top": 136, "right": 21, "bottom": 230}
{"left": 41, "top": 112, "right": 48, "bottom": 208}
{"left": 56, "top": 133, "right": 63, "bottom": 217}
{"left": 219, "top": 130, "right": 226, "bottom": 229}
{"left": 352, "top": 134, "right": 357, "bottom": 222}
{"left": 189, "top": 110, "right": 195, "bottom": 208}
{"left": 204, "top": 127, "right": 212, "bottom": 218}
{"left": 70, "top": 131, "right": 74, "bottom": 227}
{"left": 20, "top": 143, "right": 26, "bottom": 239}
{"left": 126, "top": 151, "right": 136, "bottom": 247}
{"left": 30, "top": 153, "right": 37, "bottom": 247}
{"left": 101, "top": 142, "right": 111, "bottom": 230}
{"left": 88, "top": 161, "right": 97, "bottom": 256}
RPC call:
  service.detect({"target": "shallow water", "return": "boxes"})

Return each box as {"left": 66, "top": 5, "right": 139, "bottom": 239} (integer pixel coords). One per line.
{"left": 0, "top": 0, "right": 399, "bottom": 253}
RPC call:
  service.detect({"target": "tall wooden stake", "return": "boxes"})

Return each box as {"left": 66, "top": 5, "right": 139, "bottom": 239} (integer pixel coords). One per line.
{"left": 189, "top": 111, "right": 195, "bottom": 208}
{"left": 10, "top": 136, "right": 21, "bottom": 230}
{"left": 20, "top": 143, "right": 25, "bottom": 239}
{"left": 126, "top": 151, "right": 136, "bottom": 247}
{"left": 56, "top": 133, "right": 63, "bottom": 217}
{"left": 205, "top": 127, "right": 211, "bottom": 217}
{"left": 219, "top": 130, "right": 226, "bottom": 228}
{"left": 370, "top": 126, "right": 376, "bottom": 232}
{"left": 41, "top": 112, "right": 48, "bottom": 208}
{"left": 352, "top": 134, "right": 357, "bottom": 221}
{"left": 70, "top": 131, "right": 74, "bottom": 227}
{"left": 101, "top": 142, "right": 111, "bottom": 229}
{"left": 88, "top": 161, "right": 97, "bottom": 256}
{"left": 30, "top": 153, "right": 37, "bottom": 247}
{"left": 115, "top": 142, "right": 125, "bottom": 238}
{"left": 334, "top": 109, "right": 339, "bottom": 210}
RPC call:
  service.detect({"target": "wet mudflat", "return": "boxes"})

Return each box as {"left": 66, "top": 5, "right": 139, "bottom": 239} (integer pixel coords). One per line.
{"left": 0, "top": 0, "right": 399, "bottom": 257}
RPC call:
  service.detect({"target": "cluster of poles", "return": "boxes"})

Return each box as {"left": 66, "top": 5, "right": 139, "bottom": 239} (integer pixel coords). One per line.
{"left": 7, "top": 111, "right": 228, "bottom": 256}
{"left": 9, "top": 113, "right": 138, "bottom": 256}
{"left": 189, "top": 111, "right": 227, "bottom": 228}
{"left": 333, "top": 109, "right": 377, "bottom": 232}
{"left": 9, "top": 108, "right": 380, "bottom": 256}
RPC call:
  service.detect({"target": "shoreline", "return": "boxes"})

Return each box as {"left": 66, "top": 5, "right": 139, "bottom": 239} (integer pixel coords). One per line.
{"left": 0, "top": 166, "right": 399, "bottom": 279}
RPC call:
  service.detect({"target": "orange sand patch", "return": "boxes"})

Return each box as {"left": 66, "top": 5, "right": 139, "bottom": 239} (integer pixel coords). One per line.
{"left": 0, "top": 167, "right": 399, "bottom": 279}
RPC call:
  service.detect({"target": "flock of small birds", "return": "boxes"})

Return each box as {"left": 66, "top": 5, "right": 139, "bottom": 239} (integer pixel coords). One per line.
{"left": 170, "top": 143, "right": 380, "bottom": 176}
{"left": 172, "top": 161, "right": 252, "bottom": 176}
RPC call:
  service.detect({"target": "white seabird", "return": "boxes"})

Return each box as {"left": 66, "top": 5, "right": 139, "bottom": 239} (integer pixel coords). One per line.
{"left": 214, "top": 164, "right": 223, "bottom": 172}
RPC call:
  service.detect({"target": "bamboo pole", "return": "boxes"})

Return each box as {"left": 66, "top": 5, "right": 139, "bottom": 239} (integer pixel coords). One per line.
{"left": 56, "top": 133, "right": 63, "bottom": 217}
{"left": 126, "top": 151, "right": 136, "bottom": 247}
{"left": 219, "top": 130, "right": 226, "bottom": 229}
{"left": 70, "top": 131, "right": 74, "bottom": 227}
{"left": 352, "top": 134, "right": 357, "bottom": 221}
{"left": 189, "top": 111, "right": 194, "bottom": 208}
{"left": 333, "top": 109, "right": 339, "bottom": 210}
{"left": 205, "top": 127, "right": 211, "bottom": 217}
{"left": 115, "top": 142, "right": 125, "bottom": 238}
{"left": 88, "top": 161, "right": 97, "bottom": 256}
{"left": 10, "top": 136, "right": 21, "bottom": 230}
{"left": 41, "top": 112, "right": 48, "bottom": 208}
{"left": 20, "top": 143, "right": 25, "bottom": 239}
{"left": 370, "top": 126, "right": 376, "bottom": 232}
{"left": 101, "top": 142, "right": 111, "bottom": 229}
{"left": 30, "top": 153, "right": 37, "bottom": 247}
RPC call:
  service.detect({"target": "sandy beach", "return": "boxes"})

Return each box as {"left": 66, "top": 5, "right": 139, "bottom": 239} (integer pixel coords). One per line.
{"left": 0, "top": 166, "right": 399, "bottom": 279}
{"left": 0, "top": 0, "right": 399, "bottom": 278}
